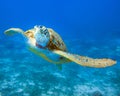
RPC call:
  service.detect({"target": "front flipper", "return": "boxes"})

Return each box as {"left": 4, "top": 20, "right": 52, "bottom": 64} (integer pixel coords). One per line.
{"left": 28, "top": 46, "right": 70, "bottom": 65}
{"left": 4, "top": 28, "right": 24, "bottom": 36}
{"left": 53, "top": 50, "right": 116, "bottom": 68}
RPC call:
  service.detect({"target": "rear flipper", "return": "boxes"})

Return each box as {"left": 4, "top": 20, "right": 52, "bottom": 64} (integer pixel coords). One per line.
{"left": 53, "top": 50, "right": 116, "bottom": 68}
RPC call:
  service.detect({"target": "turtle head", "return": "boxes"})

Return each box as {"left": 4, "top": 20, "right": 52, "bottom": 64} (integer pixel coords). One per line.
{"left": 34, "top": 25, "right": 50, "bottom": 47}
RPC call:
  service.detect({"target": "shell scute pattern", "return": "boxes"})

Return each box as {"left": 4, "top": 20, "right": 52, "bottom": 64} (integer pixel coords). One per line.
{"left": 48, "top": 28, "right": 67, "bottom": 51}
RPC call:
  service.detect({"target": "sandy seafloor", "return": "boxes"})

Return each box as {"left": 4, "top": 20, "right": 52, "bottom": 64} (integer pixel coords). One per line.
{"left": 0, "top": 35, "right": 120, "bottom": 96}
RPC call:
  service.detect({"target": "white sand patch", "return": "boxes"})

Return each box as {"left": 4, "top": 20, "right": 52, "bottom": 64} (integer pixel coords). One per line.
{"left": 16, "top": 88, "right": 23, "bottom": 93}
{"left": 23, "top": 93, "right": 30, "bottom": 96}
{"left": 73, "top": 84, "right": 103, "bottom": 96}
{"left": 53, "top": 72, "right": 66, "bottom": 79}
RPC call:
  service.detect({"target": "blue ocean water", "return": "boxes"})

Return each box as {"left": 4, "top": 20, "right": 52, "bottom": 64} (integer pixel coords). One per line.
{"left": 0, "top": 0, "right": 120, "bottom": 96}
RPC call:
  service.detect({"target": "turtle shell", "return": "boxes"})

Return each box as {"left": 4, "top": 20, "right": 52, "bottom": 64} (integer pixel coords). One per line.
{"left": 47, "top": 28, "right": 67, "bottom": 52}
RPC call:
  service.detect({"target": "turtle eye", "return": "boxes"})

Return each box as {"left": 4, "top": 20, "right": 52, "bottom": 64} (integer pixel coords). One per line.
{"left": 44, "top": 31, "right": 48, "bottom": 36}
{"left": 44, "top": 29, "right": 49, "bottom": 36}
{"left": 40, "top": 28, "right": 48, "bottom": 34}
{"left": 39, "top": 25, "right": 43, "bottom": 28}
{"left": 44, "top": 29, "right": 47, "bottom": 34}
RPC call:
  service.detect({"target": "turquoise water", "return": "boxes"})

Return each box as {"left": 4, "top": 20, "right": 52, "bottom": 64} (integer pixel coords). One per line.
{"left": 0, "top": 34, "right": 120, "bottom": 96}
{"left": 0, "top": 0, "right": 120, "bottom": 95}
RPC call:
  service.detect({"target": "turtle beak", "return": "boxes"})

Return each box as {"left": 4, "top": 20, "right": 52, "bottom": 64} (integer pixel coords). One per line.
{"left": 24, "top": 30, "right": 34, "bottom": 38}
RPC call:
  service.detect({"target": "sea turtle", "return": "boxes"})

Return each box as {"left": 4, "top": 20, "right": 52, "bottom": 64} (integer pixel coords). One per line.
{"left": 4, "top": 25, "right": 116, "bottom": 68}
